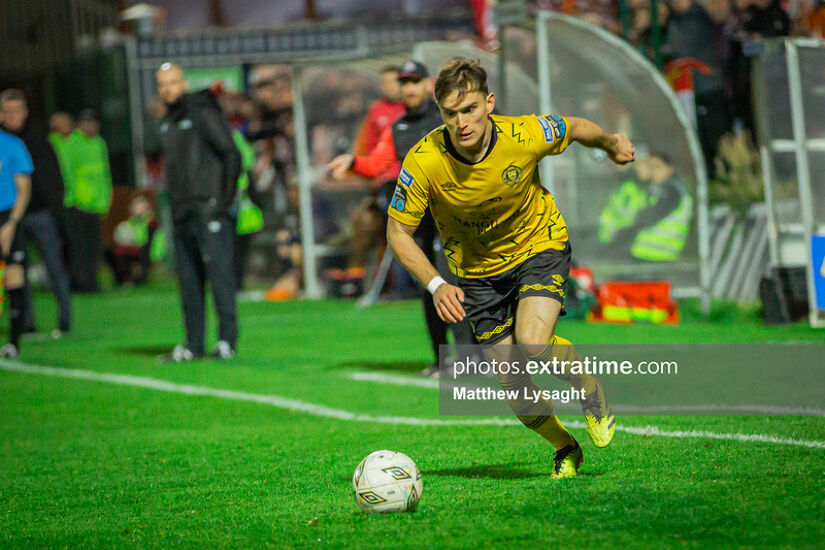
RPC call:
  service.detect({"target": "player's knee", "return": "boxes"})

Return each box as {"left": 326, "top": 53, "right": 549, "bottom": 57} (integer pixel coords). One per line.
{"left": 514, "top": 323, "right": 554, "bottom": 348}
{"left": 5, "top": 264, "right": 24, "bottom": 289}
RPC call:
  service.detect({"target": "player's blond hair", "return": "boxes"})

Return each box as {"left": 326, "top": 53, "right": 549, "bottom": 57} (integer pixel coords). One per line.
{"left": 434, "top": 57, "right": 489, "bottom": 107}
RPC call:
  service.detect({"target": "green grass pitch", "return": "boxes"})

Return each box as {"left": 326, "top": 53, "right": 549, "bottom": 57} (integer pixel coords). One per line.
{"left": 1, "top": 286, "right": 823, "bottom": 548}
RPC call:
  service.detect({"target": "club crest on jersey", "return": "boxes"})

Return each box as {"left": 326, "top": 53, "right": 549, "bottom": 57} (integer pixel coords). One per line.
{"left": 398, "top": 168, "right": 414, "bottom": 188}
{"left": 501, "top": 165, "right": 522, "bottom": 186}
{"left": 390, "top": 184, "right": 407, "bottom": 212}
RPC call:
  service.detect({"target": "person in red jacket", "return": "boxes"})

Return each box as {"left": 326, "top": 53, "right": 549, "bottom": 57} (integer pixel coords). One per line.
{"left": 328, "top": 61, "right": 476, "bottom": 377}
{"left": 328, "top": 67, "right": 405, "bottom": 274}
{"left": 353, "top": 66, "right": 405, "bottom": 182}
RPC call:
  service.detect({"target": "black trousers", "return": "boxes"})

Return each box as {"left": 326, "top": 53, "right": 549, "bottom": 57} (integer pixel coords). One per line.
{"left": 65, "top": 207, "right": 101, "bottom": 293}
{"left": 20, "top": 209, "right": 72, "bottom": 331}
{"left": 172, "top": 214, "right": 237, "bottom": 355}
{"left": 234, "top": 232, "right": 254, "bottom": 291}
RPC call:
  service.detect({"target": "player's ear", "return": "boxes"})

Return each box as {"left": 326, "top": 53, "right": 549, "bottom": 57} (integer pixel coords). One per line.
{"left": 486, "top": 92, "right": 495, "bottom": 114}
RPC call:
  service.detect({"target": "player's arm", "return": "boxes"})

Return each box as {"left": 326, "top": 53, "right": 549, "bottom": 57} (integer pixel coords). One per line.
{"left": 328, "top": 126, "right": 397, "bottom": 180}
{"left": 567, "top": 117, "right": 635, "bottom": 165}
{"left": 386, "top": 218, "right": 466, "bottom": 323}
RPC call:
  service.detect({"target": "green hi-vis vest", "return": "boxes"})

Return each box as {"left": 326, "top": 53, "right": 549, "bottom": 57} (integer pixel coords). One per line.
{"left": 48, "top": 133, "right": 74, "bottom": 201}
{"left": 599, "top": 180, "right": 692, "bottom": 262}
{"left": 63, "top": 130, "right": 113, "bottom": 214}
{"left": 630, "top": 185, "right": 692, "bottom": 262}
{"left": 232, "top": 130, "right": 264, "bottom": 235}
{"left": 114, "top": 214, "right": 167, "bottom": 261}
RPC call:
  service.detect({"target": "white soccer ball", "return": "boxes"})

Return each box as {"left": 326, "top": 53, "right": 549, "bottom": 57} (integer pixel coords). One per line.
{"left": 352, "top": 450, "right": 423, "bottom": 514}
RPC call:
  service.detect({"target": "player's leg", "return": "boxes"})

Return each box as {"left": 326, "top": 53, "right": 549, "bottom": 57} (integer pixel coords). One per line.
{"left": 515, "top": 249, "right": 615, "bottom": 448}
{"left": 1, "top": 230, "right": 28, "bottom": 358}
{"left": 462, "top": 273, "right": 580, "bottom": 478}
{"left": 509, "top": 297, "right": 583, "bottom": 477}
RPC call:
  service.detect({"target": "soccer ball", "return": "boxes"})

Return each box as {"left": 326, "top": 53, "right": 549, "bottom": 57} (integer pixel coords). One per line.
{"left": 352, "top": 450, "right": 423, "bottom": 514}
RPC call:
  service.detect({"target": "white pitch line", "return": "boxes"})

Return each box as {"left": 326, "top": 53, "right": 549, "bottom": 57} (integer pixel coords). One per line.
{"left": 2, "top": 361, "right": 824, "bottom": 450}
{"left": 346, "top": 371, "right": 825, "bottom": 417}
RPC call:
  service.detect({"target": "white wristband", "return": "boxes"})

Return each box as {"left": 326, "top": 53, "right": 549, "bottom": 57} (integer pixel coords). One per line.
{"left": 427, "top": 276, "right": 447, "bottom": 295}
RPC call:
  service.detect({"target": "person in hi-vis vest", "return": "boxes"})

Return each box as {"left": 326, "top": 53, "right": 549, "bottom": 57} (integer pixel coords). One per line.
{"left": 231, "top": 129, "right": 264, "bottom": 290}
{"left": 62, "top": 109, "right": 113, "bottom": 292}
{"left": 598, "top": 148, "right": 692, "bottom": 262}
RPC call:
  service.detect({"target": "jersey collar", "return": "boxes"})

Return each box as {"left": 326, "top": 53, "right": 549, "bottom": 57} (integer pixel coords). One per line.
{"left": 442, "top": 117, "right": 498, "bottom": 165}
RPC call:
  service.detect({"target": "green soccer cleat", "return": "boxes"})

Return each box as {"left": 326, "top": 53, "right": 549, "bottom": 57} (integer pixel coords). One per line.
{"left": 551, "top": 440, "right": 583, "bottom": 479}
{"left": 581, "top": 379, "right": 616, "bottom": 448}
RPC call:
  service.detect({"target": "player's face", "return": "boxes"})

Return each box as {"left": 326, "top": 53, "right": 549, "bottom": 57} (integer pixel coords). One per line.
{"left": 438, "top": 89, "right": 495, "bottom": 151}
{"left": 156, "top": 65, "right": 188, "bottom": 105}
{"left": 0, "top": 99, "right": 28, "bottom": 132}
{"left": 381, "top": 71, "right": 401, "bottom": 102}
{"left": 399, "top": 78, "right": 430, "bottom": 110}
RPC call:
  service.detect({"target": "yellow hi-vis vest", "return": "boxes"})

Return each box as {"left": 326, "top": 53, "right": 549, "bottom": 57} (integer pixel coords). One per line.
{"left": 630, "top": 185, "right": 692, "bottom": 262}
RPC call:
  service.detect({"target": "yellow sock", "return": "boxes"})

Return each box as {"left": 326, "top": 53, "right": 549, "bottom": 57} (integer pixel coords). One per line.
{"left": 528, "top": 335, "right": 598, "bottom": 396}
{"left": 499, "top": 373, "right": 576, "bottom": 450}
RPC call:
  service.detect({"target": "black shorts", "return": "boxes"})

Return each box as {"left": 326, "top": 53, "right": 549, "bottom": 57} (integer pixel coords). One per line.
{"left": 0, "top": 209, "right": 26, "bottom": 265}
{"left": 459, "top": 243, "right": 572, "bottom": 345}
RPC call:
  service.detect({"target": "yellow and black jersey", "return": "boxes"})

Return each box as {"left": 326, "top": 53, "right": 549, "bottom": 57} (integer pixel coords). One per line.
{"left": 388, "top": 113, "right": 572, "bottom": 278}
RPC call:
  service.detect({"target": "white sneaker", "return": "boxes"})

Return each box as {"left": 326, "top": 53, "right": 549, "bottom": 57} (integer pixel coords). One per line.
{"left": 159, "top": 345, "right": 196, "bottom": 363}
{"left": 210, "top": 340, "right": 235, "bottom": 360}
{"left": 0, "top": 343, "right": 19, "bottom": 359}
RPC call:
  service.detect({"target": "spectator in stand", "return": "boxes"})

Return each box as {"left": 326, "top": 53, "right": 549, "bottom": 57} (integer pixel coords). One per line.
{"left": 630, "top": 2, "right": 670, "bottom": 60}
{"left": 62, "top": 109, "right": 113, "bottom": 293}
{"left": 663, "top": 0, "right": 732, "bottom": 177}
{"left": 743, "top": 0, "right": 790, "bottom": 37}
{"left": 803, "top": 0, "right": 825, "bottom": 38}
{"left": 0, "top": 90, "right": 71, "bottom": 338}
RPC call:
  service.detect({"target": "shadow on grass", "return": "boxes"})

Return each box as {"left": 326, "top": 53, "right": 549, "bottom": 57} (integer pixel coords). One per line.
{"left": 334, "top": 360, "right": 430, "bottom": 374}
{"left": 425, "top": 462, "right": 546, "bottom": 480}
{"left": 117, "top": 345, "right": 175, "bottom": 356}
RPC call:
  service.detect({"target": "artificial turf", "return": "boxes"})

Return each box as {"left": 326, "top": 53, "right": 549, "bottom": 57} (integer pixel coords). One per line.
{"left": 0, "top": 286, "right": 823, "bottom": 548}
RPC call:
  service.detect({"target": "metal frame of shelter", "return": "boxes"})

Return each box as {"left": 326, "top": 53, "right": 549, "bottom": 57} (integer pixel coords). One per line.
{"left": 751, "top": 38, "right": 825, "bottom": 327}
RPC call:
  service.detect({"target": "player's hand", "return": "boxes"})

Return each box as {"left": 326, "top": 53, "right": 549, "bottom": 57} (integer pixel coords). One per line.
{"left": 608, "top": 134, "right": 635, "bottom": 165}
{"left": 433, "top": 283, "right": 466, "bottom": 323}
{"left": 327, "top": 154, "right": 355, "bottom": 180}
{"left": 0, "top": 221, "right": 16, "bottom": 256}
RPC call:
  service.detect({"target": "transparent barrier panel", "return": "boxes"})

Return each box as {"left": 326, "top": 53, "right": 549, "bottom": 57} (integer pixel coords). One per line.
{"left": 799, "top": 45, "right": 825, "bottom": 142}
{"left": 538, "top": 15, "right": 703, "bottom": 289}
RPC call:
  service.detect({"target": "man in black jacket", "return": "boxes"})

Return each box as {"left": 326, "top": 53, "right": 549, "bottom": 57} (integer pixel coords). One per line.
{"left": 0, "top": 89, "right": 71, "bottom": 338}
{"left": 156, "top": 63, "right": 241, "bottom": 362}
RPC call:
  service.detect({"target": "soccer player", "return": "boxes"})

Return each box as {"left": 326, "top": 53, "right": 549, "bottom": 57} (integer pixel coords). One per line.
{"left": 386, "top": 58, "right": 634, "bottom": 478}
